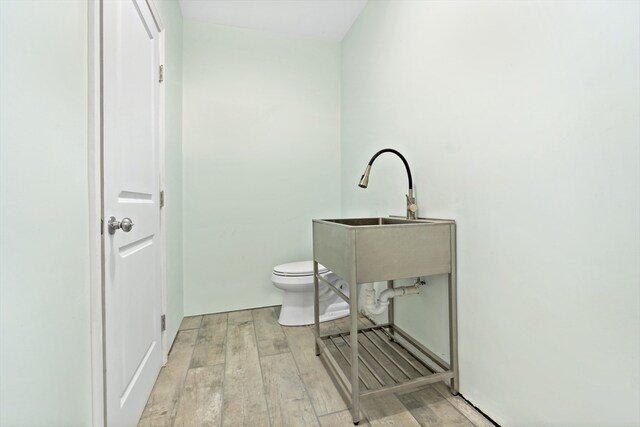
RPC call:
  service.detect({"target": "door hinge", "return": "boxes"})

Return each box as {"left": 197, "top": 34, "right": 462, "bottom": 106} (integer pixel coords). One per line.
{"left": 160, "top": 190, "right": 165, "bottom": 208}
{"left": 159, "top": 64, "right": 164, "bottom": 83}
{"left": 161, "top": 314, "right": 166, "bottom": 332}
{"left": 100, "top": 218, "right": 104, "bottom": 235}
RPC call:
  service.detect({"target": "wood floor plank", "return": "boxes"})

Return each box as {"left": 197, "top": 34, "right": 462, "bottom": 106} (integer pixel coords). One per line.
{"left": 261, "top": 352, "right": 320, "bottom": 427}
{"left": 173, "top": 365, "right": 225, "bottom": 427}
{"left": 229, "top": 309, "right": 253, "bottom": 324}
{"left": 179, "top": 315, "right": 203, "bottom": 330}
{"left": 142, "top": 308, "right": 492, "bottom": 427}
{"left": 191, "top": 312, "right": 228, "bottom": 368}
{"left": 432, "top": 382, "right": 494, "bottom": 427}
{"left": 361, "top": 393, "right": 421, "bottom": 427}
{"left": 138, "top": 329, "right": 198, "bottom": 426}
{"left": 252, "top": 307, "right": 289, "bottom": 356}
{"left": 318, "top": 410, "right": 370, "bottom": 427}
{"left": 222, "top": 310, "right": 270, "bottom": 427}
{"left": 283, "top": 325, "right": 348, "bottom": 416}
{"left": 396, "top": 385, "right": 473, "bottom": 427}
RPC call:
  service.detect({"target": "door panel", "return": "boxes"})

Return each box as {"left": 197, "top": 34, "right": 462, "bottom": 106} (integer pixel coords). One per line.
{"left": 103, "top": 1, "right": 162, "bottom": 425}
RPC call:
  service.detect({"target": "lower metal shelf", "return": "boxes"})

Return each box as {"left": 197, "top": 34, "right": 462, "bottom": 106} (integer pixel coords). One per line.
{"left": 317, "top": 324, "right": 454, "bottom": 400}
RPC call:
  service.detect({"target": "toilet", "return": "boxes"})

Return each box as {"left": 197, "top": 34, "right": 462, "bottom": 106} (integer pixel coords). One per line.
{"left": 272, "top": 261, "right": 350, "bottom": 326}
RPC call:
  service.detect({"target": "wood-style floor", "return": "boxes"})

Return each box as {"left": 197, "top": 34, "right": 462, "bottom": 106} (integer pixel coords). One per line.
{"left": 139, "top": 307, "right": 493, "bottom": 427}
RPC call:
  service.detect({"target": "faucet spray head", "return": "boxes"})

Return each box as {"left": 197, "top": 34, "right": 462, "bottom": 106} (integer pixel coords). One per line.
{"left": 358, "top": 165, "right": 372, "bottom": 188}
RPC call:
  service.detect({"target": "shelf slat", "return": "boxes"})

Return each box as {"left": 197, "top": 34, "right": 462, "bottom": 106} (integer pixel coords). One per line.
{"left": 360, "top": 371, "right": 454, "bottom": 399}
{"left": 320, "top": 325, "right": 445, "bottom": 394}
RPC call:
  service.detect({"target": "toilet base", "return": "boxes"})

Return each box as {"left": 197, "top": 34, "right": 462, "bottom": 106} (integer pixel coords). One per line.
{"left": 278, "top": 299, "right": 349, "bottom": 326}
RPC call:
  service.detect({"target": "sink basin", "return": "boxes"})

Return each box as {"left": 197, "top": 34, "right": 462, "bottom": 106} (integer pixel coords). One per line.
{"left": 313, "top": 217, "right": 455, "bottom": 283}
{"left": 323, "top": 217, "right": 430, "bottom": 227}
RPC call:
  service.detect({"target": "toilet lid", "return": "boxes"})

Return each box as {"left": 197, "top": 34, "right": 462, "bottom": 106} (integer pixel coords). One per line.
{"left": 273, "top": 261, "right": 329, "bottom": 277}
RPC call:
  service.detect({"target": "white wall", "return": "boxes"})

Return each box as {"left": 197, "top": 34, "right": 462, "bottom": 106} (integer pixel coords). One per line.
{"left": 155, "top": 0, "right": 184, "bottom": 346}
{"left": 341, "top": 1, "right": 640, "bottom": 426}
{"left": 0, "top": 1, "right": 92, "bottom": 425}
{"left": 182, "top": 20, "right": 341, "bottom": 315}
{"left": 0, "top": 1, "right": 185, "bottom": 423}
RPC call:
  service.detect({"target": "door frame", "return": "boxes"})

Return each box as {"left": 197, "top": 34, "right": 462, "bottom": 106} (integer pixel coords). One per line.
{"left": 88, "top": 1, "right": 167, "bottom": 425}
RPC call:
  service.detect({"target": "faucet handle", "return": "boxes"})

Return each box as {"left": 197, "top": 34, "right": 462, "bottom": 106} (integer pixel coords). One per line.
{"left": 406, "top": 194, "right": 418, "bottom": 218}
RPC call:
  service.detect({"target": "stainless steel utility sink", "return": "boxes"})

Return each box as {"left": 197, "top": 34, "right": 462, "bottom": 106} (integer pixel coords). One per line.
{"left": 324, "top": 217, "right": 428, "bottom": 226}
{"left": 313, "top": 217, "right": 455, "bottom": 283}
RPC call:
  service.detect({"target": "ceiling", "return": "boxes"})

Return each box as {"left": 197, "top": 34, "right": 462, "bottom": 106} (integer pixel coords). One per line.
{"left": 178, "top": 0, "right": 368, "bottom": 41}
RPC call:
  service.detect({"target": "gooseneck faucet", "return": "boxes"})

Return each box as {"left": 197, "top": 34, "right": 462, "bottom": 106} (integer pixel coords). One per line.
{"left": 358, "top": 148, "right": 418, "bottom": 219}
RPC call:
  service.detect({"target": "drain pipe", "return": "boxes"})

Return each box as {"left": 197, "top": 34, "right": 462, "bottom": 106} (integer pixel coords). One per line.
{"left": 361, "top": 278, "right": 426, "bottom": 316}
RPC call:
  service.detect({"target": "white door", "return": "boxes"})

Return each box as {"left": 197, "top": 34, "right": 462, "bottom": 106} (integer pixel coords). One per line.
{"left": 103, "top": 1, "right": 163, "bottom": 425}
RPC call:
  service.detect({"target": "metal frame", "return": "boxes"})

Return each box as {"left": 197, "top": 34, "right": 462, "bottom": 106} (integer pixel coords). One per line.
{"left": 313, "top": 217, "right": 458, "bottom": 425}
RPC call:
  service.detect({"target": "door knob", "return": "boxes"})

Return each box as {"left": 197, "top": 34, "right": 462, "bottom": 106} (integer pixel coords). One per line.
{"left": 108, "top": 216, "right": 134, "bottom": 234}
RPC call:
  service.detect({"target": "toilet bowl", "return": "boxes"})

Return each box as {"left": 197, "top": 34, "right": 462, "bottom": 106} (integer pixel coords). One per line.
{"left": 272, "top": 261, "right": 350, "bottom": 326}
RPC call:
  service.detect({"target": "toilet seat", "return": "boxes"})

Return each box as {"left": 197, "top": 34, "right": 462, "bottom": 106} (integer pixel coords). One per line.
{"left": 273, "top": 261, "right": 328, "bottom": 277}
